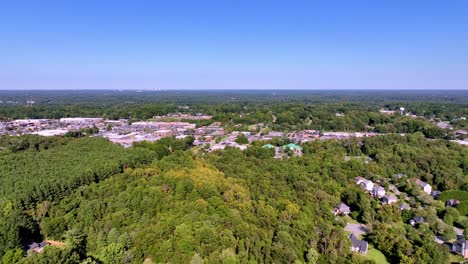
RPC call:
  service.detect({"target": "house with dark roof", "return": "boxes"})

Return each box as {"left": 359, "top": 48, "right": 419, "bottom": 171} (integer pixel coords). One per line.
{"left": 446, "top": 199, "right": 460, "bottom": 207}
{"left": 28, "top": 241, "right": 50, "bottom": 253}
{"left": 431, "top": 190, "right": 442, "bottom": 199}
{"left": 398, "top": 203, "right": 411, "bottom": 211}
{"left": 409, "top": 216, "right": 425, "bottom": 226}
{"left": 349, "top": 234, "right": 368, "bottom": 255}
{"left": 451, "top": 239, "right": 468, "bottom": 259}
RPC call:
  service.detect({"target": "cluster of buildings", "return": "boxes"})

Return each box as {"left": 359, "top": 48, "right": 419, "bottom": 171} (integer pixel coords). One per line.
{"left": 336, "top": 173, "right": 468, "bottom": 259}
{"left": 152, "top": 113, "right": 212, "bottom": 120}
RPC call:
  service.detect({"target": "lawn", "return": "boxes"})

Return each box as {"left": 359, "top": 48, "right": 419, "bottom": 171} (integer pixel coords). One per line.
{"left": 367, "top": 246, "right": 389, "bottom": 264}
{"left": 449, "top": 253, "right": 464, "bottom": 263}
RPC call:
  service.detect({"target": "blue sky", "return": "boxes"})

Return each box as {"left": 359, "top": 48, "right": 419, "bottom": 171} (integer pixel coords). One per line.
{"left": 1, "top": 0, "right": 467, "bottom": 90}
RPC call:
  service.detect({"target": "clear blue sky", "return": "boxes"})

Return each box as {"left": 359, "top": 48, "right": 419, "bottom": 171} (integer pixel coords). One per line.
{"left": 1, "top": 0, "right": 467, "bottom": 90}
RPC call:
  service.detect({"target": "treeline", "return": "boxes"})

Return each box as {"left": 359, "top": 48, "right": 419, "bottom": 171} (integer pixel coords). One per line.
{"left": 1, "top": 91, "right": 467, "bottom": 132}
{"left": 0, "top": 134, "right": 70, "bottom": 153}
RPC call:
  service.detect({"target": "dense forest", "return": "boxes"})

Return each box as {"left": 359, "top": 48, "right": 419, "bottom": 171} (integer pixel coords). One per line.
{"left": 0, "top": 133, "right": 466, "bottom": 263}
{"left": 0, "top": 137, "right": 154, "bottom": 259}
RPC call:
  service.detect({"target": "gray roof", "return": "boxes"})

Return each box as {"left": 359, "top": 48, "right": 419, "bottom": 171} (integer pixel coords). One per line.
{"left": 349, "top": 234, "right": 368, "bottom": 253}
{"left": 453, "top": 239, "right": 468, "bottom": 247}
{"left": 399, "top": 203, "right": 411, "bottom": 210}
{"left": 28, "top": 243, "right": 39, "bottom": 250}
{"left": 337, "top": 203, "right": 350, "bottom": 211}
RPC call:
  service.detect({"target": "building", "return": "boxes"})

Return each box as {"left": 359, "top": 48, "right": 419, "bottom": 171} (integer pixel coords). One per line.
{"left": 28, "top": 241, "right": 50, "bottom": 253}
{"left": 382, "top": 194, "right": 397, "bottom": 205}
{"left": 359, "top": 179, "right": 374, "bottom": 192}
{"left": 446, "top": 199, "right": 460, "bottom": 207}
{"left": 282, "top": 143, "right": 302, "bottom": 154}
{"left": 372, "top": 185, "right": 386, "bottom": 198}
{"left": 409, "top": 216, "right": 425, "bottom": 226}
{"left": 379, "top": 109, "right": 396, "bottom": 115}
{"left": 334, "top": 203, "right": 351, "bottom": 215}
{"left": 60, "top": 117, "right": 103, "bottom": 124}
{"left": 267, "top": 131, "right": 284, "bottom": 138}
{"left": 398, "top": 203, "right": 411, "bottom": 211}
{"left": 452, "top": 239, "right": 468, "bottom": 259}
{"left": 154, "top": 129, "right": 173, "bottom": 138}
{"left": 392, "top": 173, "right": 406, "bottom": 179}
{"left": 349, "top": 234, "right": 368, "bottom": 255}
{"left": 413, "top": 179, "right": 432, "bottom": 194}
{"left": 431, "top": 190, "right": 442, "bottom": 199}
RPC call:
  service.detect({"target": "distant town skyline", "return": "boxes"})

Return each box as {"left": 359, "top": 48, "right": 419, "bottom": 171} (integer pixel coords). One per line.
{"left": 1, "top": 0, "right": 467, "bottom": 90}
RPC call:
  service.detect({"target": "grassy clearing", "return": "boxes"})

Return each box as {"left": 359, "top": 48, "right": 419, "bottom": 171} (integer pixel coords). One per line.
{"left": 367, "top": 246, "right": 389, "bottom": 264}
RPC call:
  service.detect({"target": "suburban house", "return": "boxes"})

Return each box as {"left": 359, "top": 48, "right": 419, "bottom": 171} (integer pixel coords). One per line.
{"left": 382, "top": 194, "right": 398, "bottom": 205}
{"left": 349, "top": 234, "right": 368, "bottom": 255}
{"left": 334, "top": 203, "right": 351, "bottom": 215}
{"left": 361, "top": 180, "right": 374, "bottom": 191}
{"left": 28, "top": 241, "right": 50, "bottom": 253}
{"left": 355, "top": 176, "right": 365, "bottom": 185}
{"left": 356, "top": 178, "right": 374, "bottom": 192}
{"left": 413, "top": 178, "right": 432, "bottom": 194}
{"left": 452, "top": 239, "right": 468, "bottom": 259}
{"left": 431, "top": 190, "right": 442, "bottom": 199}
{"left": 389, "top": 185, "right": 401, "bottom": 195}
{"left": 398, "top": 203, "right": 411, "bottom": 211}
{"left": 409, "top": 216, "right": 425, "bottom": 226}
{"left": 392, "top": 173, "right": 406, "bottom": 179}
{"left": 446, "top": 199, "right": 460, "bottom": 207}
{"left": 372, "top": 185, "right": 386, "bottom": 198}
{"left": 451, "top": 239, "right": 468, "bottom": 259}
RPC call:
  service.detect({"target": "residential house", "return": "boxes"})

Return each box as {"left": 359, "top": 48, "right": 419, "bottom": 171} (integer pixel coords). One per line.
{"left": 389, "top": 185, "right": 401, "bottom": 195}
{"left": 334, "top": 203, "right": 351, "bottom": 216}
{"left": 413, "top": 179, "right": 432, "bottom": 194}
{"left": 354, "top": 177, "right": 365, "bottom": 185}
{"left": 452, "top": 239, "right": 468, "bottom": 259}
{"left": 382, "top": 194, "right": 398, "bottom": 205}
{"left": 28, "top": 241, "right": 50, "bottom": 253}
{"left": 392, "top": 173, "right": 406, "bottom": 179}
{"left": 356, "top": 177, "right": 374, "bottom": 192}
{"left": 349, "top": 234, "right": 368, "bottom": 255}
{"left": 398, "top": 203, "right": 411, "bottom": 211}
{"left": 446, "top": 199, "right": 460, "bottom": 207}
{"left": 409, "top": 216, "right": 425, "bottom": 226}
{"left": 431, "top": 190, "right": 442, "bottom": 199}
{"left": 372, "top": 185, "right": 386, "bottom": 198}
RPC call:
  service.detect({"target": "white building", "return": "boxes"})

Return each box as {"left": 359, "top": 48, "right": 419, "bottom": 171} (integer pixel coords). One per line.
{"left": 372, "top": 185, "right": 386, "bottom": 198}
{"left": 414, "top": 179, "right": 432, "bottom": 194}
{"left": 360, "top": 180, "right": 374, "bottom": 192}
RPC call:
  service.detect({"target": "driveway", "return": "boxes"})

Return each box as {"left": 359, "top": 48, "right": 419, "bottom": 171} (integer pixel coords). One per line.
{"left": 345, "top": 223, "right": 368, "bottom": 238}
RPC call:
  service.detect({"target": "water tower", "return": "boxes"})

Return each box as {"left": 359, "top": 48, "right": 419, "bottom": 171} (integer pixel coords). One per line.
{"left": 400, "top": 107, "right": 405, "bottom": 115}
